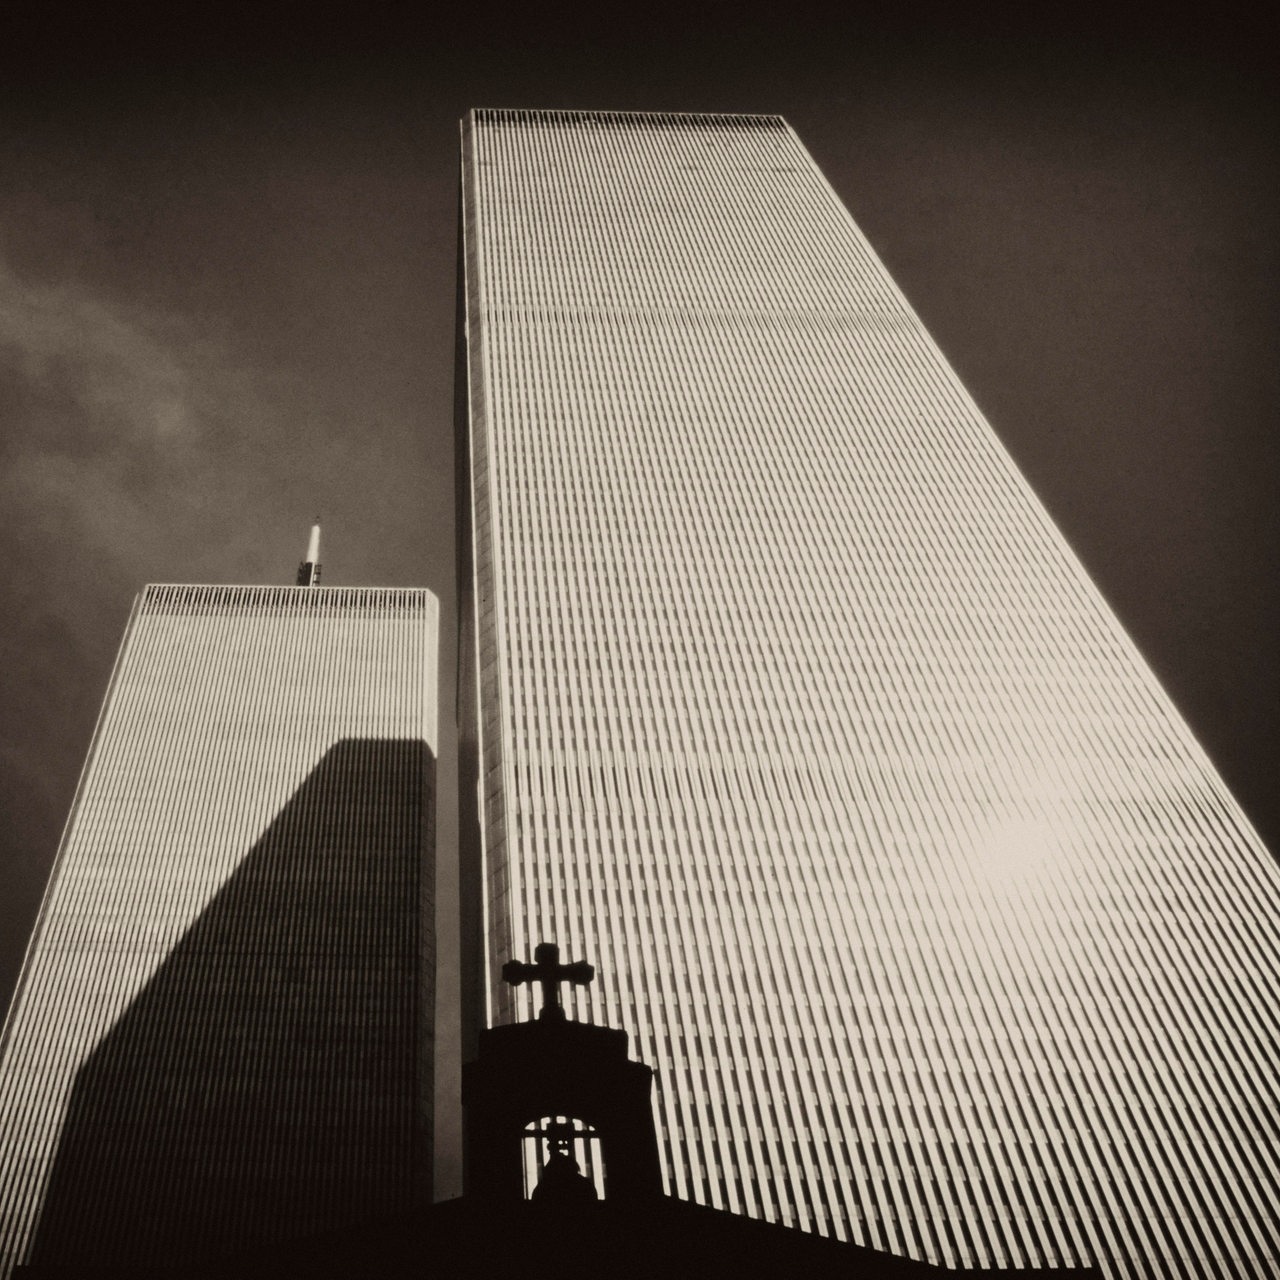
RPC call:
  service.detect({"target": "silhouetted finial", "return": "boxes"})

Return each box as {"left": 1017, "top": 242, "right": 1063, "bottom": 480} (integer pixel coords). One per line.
{"left": 502, "top": 942, "right": 594, "bottom": 1023}
{"left": 296, "top": 518, "right": 322, "bottom": 587}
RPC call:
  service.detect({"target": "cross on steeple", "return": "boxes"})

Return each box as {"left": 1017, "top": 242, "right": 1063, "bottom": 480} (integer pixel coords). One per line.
{"left": 502, "top": 942, "right": 594, "bottom": 1023}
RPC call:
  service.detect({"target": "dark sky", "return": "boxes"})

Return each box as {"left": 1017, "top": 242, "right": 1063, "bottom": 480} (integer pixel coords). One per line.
{"left": 1, "top": 4, "right": 1276, "bottom": 1016}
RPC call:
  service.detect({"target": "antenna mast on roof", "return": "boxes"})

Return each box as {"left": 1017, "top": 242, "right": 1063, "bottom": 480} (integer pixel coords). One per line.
{"left": 296, "top": 518, "right": 322, "bottom": 586}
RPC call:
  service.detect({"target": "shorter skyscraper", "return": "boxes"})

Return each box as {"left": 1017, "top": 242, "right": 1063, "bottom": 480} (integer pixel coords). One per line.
{"left": 0, "top": 582, "right": 438, "bottom": 1277}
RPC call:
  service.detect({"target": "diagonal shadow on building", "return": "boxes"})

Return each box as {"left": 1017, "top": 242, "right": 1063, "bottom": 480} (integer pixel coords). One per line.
{"left": 29, "top": 737, "right": 434, "bottom": 1275}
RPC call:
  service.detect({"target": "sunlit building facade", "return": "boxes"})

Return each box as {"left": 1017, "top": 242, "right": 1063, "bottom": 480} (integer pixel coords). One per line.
{"left": 0, "top": 584, "right": 438, "bottom": 1276}
{"left": 456, "top": 108, "right": 1280, "bottom": 1276}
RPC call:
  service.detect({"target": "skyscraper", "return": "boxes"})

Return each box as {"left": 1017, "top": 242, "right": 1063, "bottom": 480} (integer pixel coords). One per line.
{"left": 455, "top": 109, "right": 1280, "bottom": 1276}
{"left": 0, "top": 583, "right": 438, "bottom": 1276}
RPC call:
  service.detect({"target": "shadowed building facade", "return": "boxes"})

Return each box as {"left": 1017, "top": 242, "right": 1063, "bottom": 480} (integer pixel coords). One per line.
{"left": 455, "top": 109, "right": 1280, "bottom": 1276}
{"left": 0, "top": 584, "right": 438, "bottom": 1276}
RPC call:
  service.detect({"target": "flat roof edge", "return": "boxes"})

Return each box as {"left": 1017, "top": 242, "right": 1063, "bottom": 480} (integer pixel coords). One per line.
{"left": 467, "top": 107, "right": 788, "bottom": 130}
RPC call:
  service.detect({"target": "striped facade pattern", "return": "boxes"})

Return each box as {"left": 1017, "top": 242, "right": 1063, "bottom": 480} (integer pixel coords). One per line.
{"left": 457, "top": 109, "right": 1280, "bottom": 1276}
{"left": 0, "top": 585, "right": 438, "bottom": 1275}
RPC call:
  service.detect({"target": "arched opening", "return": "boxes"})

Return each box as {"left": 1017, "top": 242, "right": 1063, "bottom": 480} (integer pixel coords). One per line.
{"left": 521, "top": 1115, "right": 606, "bottom": 1200}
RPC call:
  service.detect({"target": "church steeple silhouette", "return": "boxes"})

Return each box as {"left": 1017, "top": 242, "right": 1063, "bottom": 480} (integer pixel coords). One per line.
{"left": 462, "top": 941, "right": 662, "bottom": 1205}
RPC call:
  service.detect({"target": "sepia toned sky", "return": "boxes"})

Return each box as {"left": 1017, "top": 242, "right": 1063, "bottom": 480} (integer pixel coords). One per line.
{"left": 1, "top": 3, "right": 1276, "bottom": 1011}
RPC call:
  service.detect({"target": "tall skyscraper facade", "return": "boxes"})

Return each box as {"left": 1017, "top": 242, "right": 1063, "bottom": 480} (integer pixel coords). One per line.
{"left": 456, "top": 109, "right": 1280, "bottom": 1276}
{"left": 0, "top": 584, "right": 438, "bottom": 1276}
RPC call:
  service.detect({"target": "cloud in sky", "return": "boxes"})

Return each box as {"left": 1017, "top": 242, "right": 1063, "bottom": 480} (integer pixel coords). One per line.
{"left": 1, "top": 258, "right": 195, "bottom": 438}
{"left": 0, "top": 248, "right": 287, "bottom": 580}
